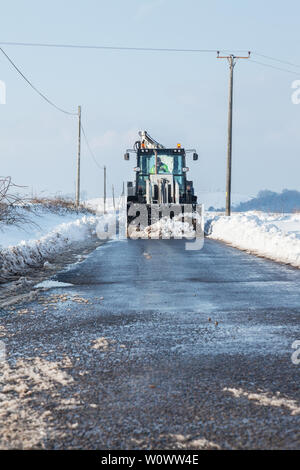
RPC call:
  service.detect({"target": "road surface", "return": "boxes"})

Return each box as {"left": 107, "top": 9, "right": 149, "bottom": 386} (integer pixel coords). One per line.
{"left": 0, "top": 238, "right": 299, "bottom": 449}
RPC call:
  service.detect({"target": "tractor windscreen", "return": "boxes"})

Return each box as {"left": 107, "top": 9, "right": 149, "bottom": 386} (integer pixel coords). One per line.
{"left": 139, "top": 151, "right": 183, "bottom": 176}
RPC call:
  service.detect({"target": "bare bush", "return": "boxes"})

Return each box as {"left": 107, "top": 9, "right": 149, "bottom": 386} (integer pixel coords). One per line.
{"left": 0, "top": 177, "right": 30, "bottom": 226}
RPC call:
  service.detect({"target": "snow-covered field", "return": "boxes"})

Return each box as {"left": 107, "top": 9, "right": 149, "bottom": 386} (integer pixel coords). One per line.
{"left": 205, "top": 211, "right": 300, "bottom": 268}
{"left": 0, "top": 206, "right": 93, "bottom": 248}
{"left": 84, "top": 197, "right": 124, "bottom": 214}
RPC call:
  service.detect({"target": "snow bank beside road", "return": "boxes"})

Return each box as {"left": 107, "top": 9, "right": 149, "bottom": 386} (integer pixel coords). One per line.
{"left": 0, "top": 213, "right": 100, "bottom": 279}
{"left": 0, "top": 205, "right": 94, "bottom": 248}
{"left": 205, "top": 212, "right": 300, "bottom": 268}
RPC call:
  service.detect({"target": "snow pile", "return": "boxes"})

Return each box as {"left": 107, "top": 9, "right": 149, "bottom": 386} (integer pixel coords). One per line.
{"left": 0, "top": 204, "right": 93, "bottom": 248}
{"left": 0, "top": 201, "right": 124, "bottom": 280}
{"left": 223, "top": 387, "right": 300, "bottom": 415}
{"left": 0, "top": 214, "right": 100, "bottom": 279}
{"left": 205, "top": 211, "right": 300, "bottom": 268}
{"left": 34, "top": 280, "right": 74, "bottom": 289}
{"left": 129, "top": 213, "right": 199, "bottom": 239}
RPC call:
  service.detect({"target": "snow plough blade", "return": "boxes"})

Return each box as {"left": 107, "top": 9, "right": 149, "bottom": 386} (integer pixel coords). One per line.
{"left": 126, "top": 202, "right": 203, "bottom": 239}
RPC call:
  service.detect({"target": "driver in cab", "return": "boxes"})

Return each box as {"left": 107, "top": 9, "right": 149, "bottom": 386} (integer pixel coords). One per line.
{"left": 150, "top": 157, "right": 169, "bottom": 174}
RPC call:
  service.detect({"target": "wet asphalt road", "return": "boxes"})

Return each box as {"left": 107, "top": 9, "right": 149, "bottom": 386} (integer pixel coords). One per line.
{"left": 0, "top": 238, "right": 300, "bottom": 449}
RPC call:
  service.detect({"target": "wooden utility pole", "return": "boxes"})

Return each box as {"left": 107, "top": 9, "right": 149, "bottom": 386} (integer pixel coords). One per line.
{"left": 226, "top": 56, "right": 234, "bottom": 217}
{"left": 217, "top": 52, "right": 250, "bottom": 216}
{"left": 112, "top": 184, "right": 115, "bottom": 210}
{"left": 75, "top": 105, "right": 81, "bottom": 207}
{"left": 103, "top": 165, "right": 107, "bottom": 214}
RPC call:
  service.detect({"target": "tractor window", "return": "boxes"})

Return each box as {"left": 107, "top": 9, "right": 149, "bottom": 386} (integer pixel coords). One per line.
{"left": 139, "top": 154, "right": 183, "bottom": 175}
{"left": 149, "top": 155, "right": 173, "bottom": 175}
{"left": 139, "top": 155, "right": 153, "bottom": 175}
{"left": 174, "top": 175, "right": 184, "bottom": 190}
{"left": 172, "top": 155, "right": 183, "bottom": 175}
{"left": 137, "top": 175, "right": 147, "bottom": 192}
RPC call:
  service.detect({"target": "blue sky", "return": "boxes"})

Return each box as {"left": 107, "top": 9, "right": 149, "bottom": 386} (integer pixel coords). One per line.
{"left": 0, "top": 0, "right": 300, "bottom": 200}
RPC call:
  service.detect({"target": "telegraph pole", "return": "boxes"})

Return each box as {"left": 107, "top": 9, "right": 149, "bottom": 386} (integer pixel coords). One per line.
{"left": 75, "top": 105, "right": 82, "bottom": 207}
{"left": 217, "top": 51, "right": 250, "bottom": 216}
{"left": 103, "top": 165, "right": 107, "bottom": 214}
{"left": 112, "top": 184, "right": 115, "bottom": 210}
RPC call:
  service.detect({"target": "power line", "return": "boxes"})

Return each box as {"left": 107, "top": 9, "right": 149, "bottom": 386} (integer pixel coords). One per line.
{"left": 0, "top": 41, "right": 249, "bottom": 54}
{"left": 0, "top": 47, "right": 77, "bottom": 115}
{"left": 2, "top": 41, "right": 300, "bottom": 72}
{"left": 80, "top": 124, "right": 104, "bottom": 170}
{"left": 249, "top": 58, "right": 300, "bottom": 76}
{"left": 253, "top": 52, "right": 300, "bottom": 69}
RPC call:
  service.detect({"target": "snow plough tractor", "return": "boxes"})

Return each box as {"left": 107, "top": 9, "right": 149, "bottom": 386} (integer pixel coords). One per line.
{"left": 124, "top": 131, "right": 202, "bottom": 239}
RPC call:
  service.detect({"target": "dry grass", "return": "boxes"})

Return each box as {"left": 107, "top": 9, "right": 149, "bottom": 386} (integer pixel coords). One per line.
{"left": 29, "top": 196, "right": 95, "bottom": 215}
{"left": 0, "top": 177, "right": 95, "bottom": 229}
